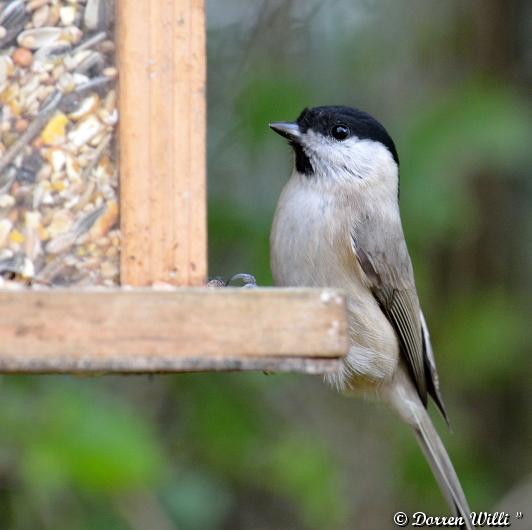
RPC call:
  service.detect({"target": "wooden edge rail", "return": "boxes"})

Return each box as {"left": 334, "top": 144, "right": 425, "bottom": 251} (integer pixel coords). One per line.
{"left": 0, "top": 288, "right": 348, "bottom": 374}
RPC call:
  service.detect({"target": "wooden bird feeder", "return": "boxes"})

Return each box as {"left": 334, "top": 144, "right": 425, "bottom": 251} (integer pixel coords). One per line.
{"left": 0, "top": 0, "right": 347, "bottom": 374}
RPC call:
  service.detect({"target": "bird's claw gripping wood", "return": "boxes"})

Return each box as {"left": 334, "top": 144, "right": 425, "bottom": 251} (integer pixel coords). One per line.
{"left": 207, "top": 273, "right": 258, "bottom": 288}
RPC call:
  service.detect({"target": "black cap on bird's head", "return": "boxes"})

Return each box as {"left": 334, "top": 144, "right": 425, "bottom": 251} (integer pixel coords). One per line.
{"left": 270, "top": 106, "right": 398, "bottom": 177}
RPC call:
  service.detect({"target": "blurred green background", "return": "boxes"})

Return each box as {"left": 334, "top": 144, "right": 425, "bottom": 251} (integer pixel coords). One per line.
{"left": 1, "top": 0, "right": 531, "bottom": 528}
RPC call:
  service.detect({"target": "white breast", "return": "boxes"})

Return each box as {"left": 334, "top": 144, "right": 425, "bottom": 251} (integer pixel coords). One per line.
{"left": 271, "top": 175, "right": 344, "bottom": 287}
{"left": 270, "top": 171, "right": 400, "bottom": 391}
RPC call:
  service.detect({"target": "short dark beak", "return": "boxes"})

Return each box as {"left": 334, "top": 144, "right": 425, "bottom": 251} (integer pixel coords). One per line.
{"left": 269, "top": 121, "right": 301, "bottom": 141}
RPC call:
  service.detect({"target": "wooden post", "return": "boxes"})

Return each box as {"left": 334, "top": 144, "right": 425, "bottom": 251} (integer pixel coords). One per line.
{"left": 118, "top": 0, "right": 207, "bottom": 286}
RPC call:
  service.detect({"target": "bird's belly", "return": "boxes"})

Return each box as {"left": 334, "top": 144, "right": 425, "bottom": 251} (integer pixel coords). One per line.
{"left": 270, "top": 190, "right": 399, "bottom": 390}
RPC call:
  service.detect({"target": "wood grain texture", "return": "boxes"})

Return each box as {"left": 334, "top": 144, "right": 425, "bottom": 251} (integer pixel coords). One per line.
{"left": 0, "top": 288, "right": 347, "bottom": 374}
{"left": 118, "top": 0, "right": 207, "bottom": 286}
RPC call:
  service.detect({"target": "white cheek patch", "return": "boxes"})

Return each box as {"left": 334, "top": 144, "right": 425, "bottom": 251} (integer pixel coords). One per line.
{"left": 300, "top": 130, "right": 397, "bottom": 188}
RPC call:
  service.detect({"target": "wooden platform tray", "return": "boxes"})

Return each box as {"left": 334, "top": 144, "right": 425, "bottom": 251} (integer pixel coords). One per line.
{"left": 0, "top": 288, "right": 347, "bottom": 374}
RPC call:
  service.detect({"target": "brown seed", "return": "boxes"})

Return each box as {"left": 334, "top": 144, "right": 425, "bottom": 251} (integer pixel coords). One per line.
{"left": 27, "top": 0, "right": 50, "bottom": 11}
{"left": 12, "top": 48, "right": 33, "bottom": 68}
{"left": 47, "top": 5, "right": 60, "bottom": 26}
{"left": 15, "top": 119, "right": 29, "bottom": 133}
{"left": 32, "top": 5, "right": 51, "bottom": 28}
{"left": 99, "top": 40, "right": 115, "bottom": 54}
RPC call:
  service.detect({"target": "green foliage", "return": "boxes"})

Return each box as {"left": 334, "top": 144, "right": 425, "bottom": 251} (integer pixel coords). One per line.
{"left": 438, "top": 292, "right": 530, "bottom": 387}
{"left": 400, "top": 80, "right": 532, "bottom": 246}
{"left": 0, "top": 379, "right": 166, "bottom": 493}
{"left": 161, "top": 374, "right": 348, "bottom": 529}
{"left": 161, "top": 472, "right": 233, "bottom": 530}
{"left": 235, "top": 73, "right": 312, "bottom": 149}
{"left": 266, "top": 434, "right": 347, "bottom": 529}
{"left": 208, "top": 200, "right": 272, "bottom": 284}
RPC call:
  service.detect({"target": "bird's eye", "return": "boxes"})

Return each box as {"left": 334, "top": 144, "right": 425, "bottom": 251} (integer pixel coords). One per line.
{"left": 331, "top": 124, "right": 350, "bottom": 141}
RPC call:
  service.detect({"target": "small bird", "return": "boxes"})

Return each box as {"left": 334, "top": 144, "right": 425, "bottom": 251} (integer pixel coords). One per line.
{"left": 269, "top": 106, "right": 472, "bottom": 527}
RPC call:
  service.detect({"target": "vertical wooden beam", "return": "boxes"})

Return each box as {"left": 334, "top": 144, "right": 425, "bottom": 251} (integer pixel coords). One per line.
{"left": 118, "top": 0, "right": 207, "bottom": 286}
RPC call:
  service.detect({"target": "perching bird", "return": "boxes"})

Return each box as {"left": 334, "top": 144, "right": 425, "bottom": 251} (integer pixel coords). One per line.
{"left": 269, "top": 106, "right": 472, "bottom": 528}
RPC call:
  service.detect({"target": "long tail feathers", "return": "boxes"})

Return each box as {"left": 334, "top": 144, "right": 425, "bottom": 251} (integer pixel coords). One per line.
{"left": 384, "top": 368, "right": 473, "bottom": 530}
{"left": 414, "top": 409, "right": 473, "bottom": 529}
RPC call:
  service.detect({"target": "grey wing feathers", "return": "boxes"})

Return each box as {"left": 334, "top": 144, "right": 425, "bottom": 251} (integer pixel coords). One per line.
{"left": 373, "top": 281, "right": 428, "bottom": 406}
{"left": 352, "top": 234, "right": 448, "bottom": 418}
{"left": 421, "top": 310, "right": 449, "bottom": 423}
